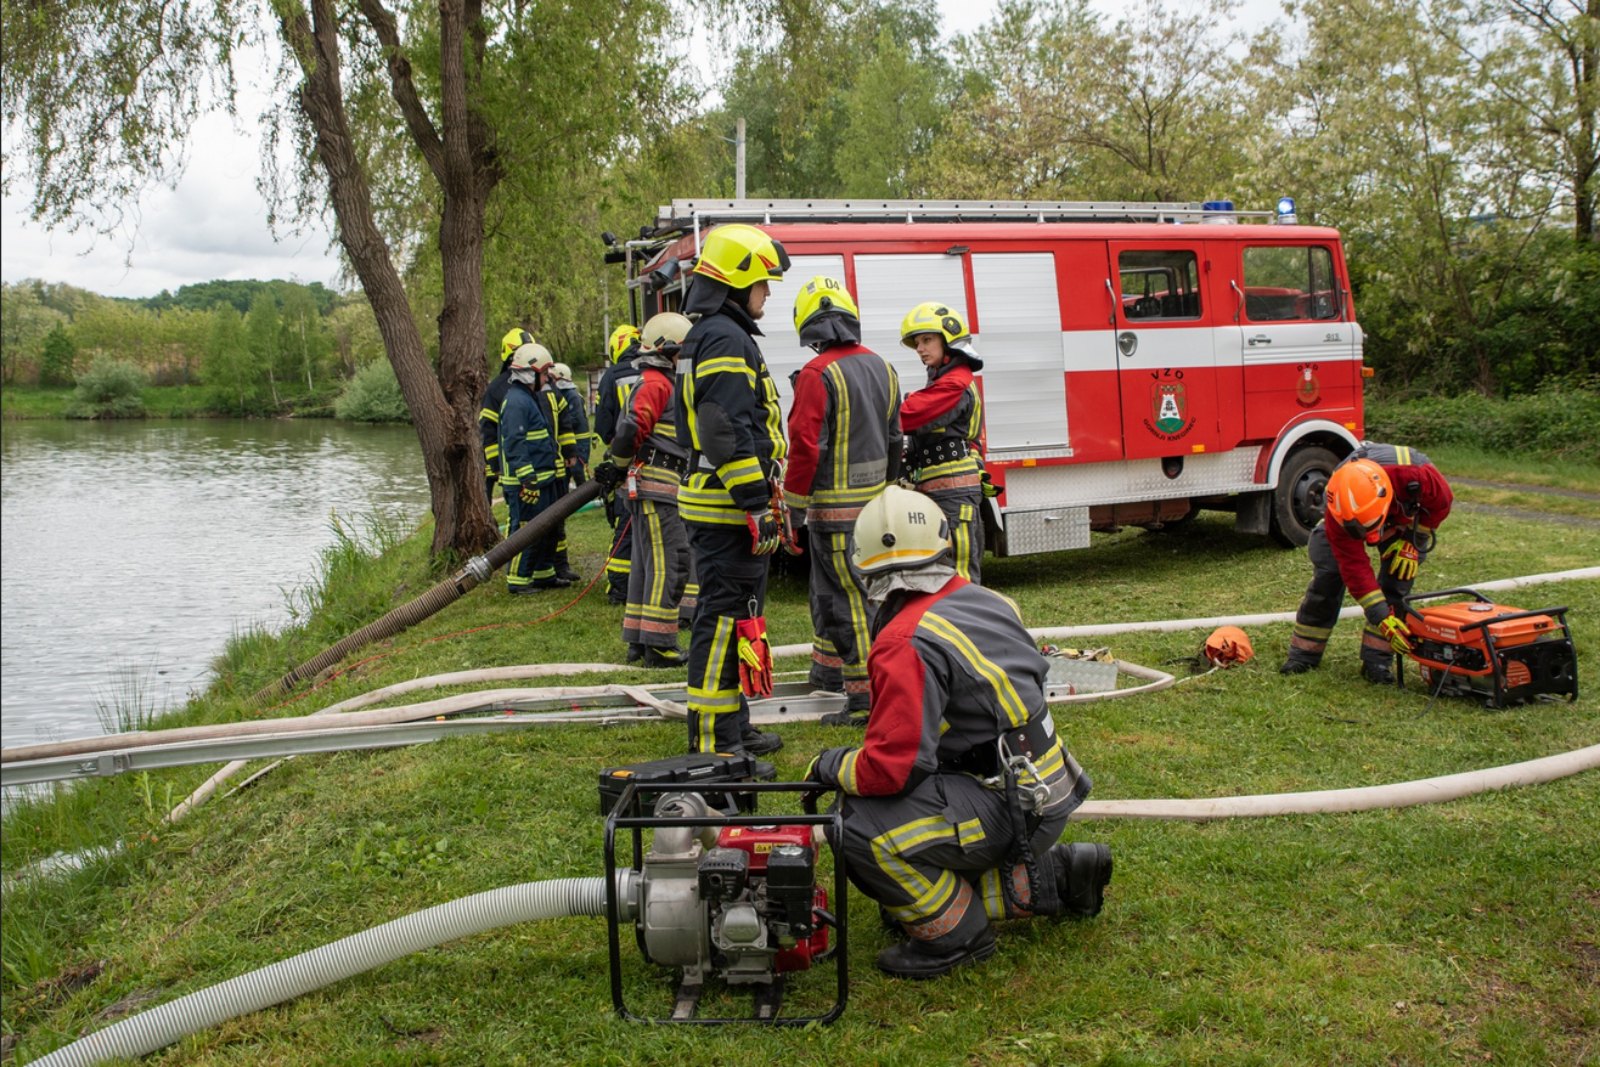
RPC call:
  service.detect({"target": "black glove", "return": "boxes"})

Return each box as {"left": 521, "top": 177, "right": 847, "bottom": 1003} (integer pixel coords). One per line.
{"left": 592, "top": 461, "right": 625, "bottom": 491}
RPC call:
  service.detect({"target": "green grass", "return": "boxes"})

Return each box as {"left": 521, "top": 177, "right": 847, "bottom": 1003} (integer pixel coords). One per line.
{"left": 4, "top": 489, "right": 1598, "bottom": 1065}
{"left": 1, "top": 383, "right": 323, "bottom": 420}
{"left": 0, "top": 384, "right": 75, "bottom": 419}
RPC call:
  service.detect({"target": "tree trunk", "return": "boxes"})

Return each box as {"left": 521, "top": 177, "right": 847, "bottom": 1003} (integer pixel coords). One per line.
{"left": 281, "top": 0, "right": 497, "bottom": 558}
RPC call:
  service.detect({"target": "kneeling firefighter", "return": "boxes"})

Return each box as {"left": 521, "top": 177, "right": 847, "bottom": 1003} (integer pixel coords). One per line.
{"left": 804, "top": 486, "right": 1112, "bottom": 978}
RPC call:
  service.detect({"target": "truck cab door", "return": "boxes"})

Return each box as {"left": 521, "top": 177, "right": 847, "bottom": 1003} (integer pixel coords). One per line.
{"left": 1108, "top": 240, "right": 1222, "bottom": 461}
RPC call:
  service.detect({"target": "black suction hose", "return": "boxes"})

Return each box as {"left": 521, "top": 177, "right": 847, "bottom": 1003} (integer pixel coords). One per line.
{"left": 249, "top": 481, "right": 603, "bottom": 706}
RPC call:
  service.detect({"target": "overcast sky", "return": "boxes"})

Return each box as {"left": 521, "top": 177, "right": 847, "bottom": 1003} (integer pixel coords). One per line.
{"left": 1, "top": 0, "right": 1287, "bottom": 299}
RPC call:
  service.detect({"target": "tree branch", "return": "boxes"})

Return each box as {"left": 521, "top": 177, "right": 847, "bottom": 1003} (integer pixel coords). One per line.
{"left": 355, "top": 0, "right": 446, "bottom": 186}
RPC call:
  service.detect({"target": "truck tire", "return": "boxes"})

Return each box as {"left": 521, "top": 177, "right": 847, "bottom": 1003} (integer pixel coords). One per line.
{"left": 1270, "top": 446, "right": 1336, "bottom": 547}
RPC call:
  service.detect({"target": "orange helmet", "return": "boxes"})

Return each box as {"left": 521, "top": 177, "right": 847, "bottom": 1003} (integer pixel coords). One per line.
{"left": 1202, "top": 626, "right": 1254, "bottom": 668}
{"left": 1325, "top": 459, "right": 1392, "bottom": 540}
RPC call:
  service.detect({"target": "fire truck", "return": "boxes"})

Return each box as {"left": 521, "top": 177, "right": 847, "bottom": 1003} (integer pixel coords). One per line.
{"left": 609, "top": 199, "right": 1369, "bottom": 557}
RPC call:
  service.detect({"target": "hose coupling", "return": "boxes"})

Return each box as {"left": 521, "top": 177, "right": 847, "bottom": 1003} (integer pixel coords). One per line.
{"left": 462, "top": 555, "right": 494, "bottom": 584}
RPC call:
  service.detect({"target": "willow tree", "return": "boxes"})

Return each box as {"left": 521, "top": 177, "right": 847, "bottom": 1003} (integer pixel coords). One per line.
{"left": 2, "top": 0, "right": 681, "bottom": 556}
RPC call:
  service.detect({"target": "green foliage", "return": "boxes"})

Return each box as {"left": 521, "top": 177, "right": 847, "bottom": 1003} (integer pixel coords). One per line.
{"left": 333, "top": 357, "right": 412, "bottom": 423}
{"left": 1366, "top": 375, "right": 1600, "bottom": 462}
{"left": 61, "top": 355, "right": 147, "bottom": 419}
{"left": 0, "top": 281, "right": 69, "bottom": 384}
{"left": 201, "top": 306, "right": 270, "bottom": 416}
{"left": 36, "top": 322, "right": 77, "bottom": 386}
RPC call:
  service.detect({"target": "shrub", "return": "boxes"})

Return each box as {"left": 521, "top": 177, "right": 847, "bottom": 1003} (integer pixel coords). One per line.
{"left": 63, "top": 355, "right": 147, "bottom": 419}
{"left": 334, "top": 358, "right": 411, "bottom": 423}
{"left": 1366, "top": 374, "right": 1600, "bottom": 462}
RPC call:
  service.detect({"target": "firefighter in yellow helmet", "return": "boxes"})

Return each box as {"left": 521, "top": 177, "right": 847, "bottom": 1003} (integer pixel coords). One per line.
{"left": 480, "top": 327, "right": 533, "bottom": 501}
{"left": 898, "top": 302, "right": 987, "bottom": 582}
{"left": 1280, "top": 445, "right": 1454, "bottom": 683}
{"left": 802, "top": 486, "right": 1108, "bottom": 978}
{"left": 596, "top": 323, "right": 646, "bottom": 604}
{"left": 674, "top": 223, "right": 793, "bottom": 756}
{"left": 784, "top": 276, "right": 901, "bottom": 725}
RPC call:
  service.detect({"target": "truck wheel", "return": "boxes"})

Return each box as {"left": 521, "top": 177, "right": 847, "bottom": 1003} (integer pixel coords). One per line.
{"left": 1270, "top": 446, "right": 1336, "bottom": 547}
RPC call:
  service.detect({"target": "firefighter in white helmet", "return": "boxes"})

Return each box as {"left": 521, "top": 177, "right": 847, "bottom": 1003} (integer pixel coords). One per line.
{"left": 674, "top": 223, "right": 793, "bottom": 756}
{"left": 498, "top": 343, "right": 563, "bottom": 591}
{"left": 898, "top": 302, "right": 987, "bottom": 582}
{"left": 804, "top": 486, "right": 1110, "bottom": 978}
{"left": 784, "top": 276, "right": 901, "bottom": 726}
{"left": 594, "top": 312, "right": 698, "bottom": 668}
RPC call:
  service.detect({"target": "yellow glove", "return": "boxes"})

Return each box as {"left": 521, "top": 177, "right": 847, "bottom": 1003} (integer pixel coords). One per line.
{"left": 1377, "top": 613, "right": 1413, "bottom": 654}
{"left": 1383, "top": 540, "right": 1420, "bottom": 582}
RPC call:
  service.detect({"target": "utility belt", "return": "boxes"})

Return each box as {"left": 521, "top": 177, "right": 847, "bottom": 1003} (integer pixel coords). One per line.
{"left": 909, "top": 435, "right": 973, "bottom": 472}
{"left": 638, "top": 443, "right": 688, "bottom": 477}
{"left": 937, "top": 718, "right": 1054, "bottom": 785}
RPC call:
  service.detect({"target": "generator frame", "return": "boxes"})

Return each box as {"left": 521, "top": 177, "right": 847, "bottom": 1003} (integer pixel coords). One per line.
{"left": 602, "top": 779, "right": 850, "bottom": 1026}
{"left": 1402, "top": 587, "right": 1578, "bottom": 708}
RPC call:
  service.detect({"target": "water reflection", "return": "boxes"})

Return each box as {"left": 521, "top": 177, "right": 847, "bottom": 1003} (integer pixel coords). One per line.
{"left": 1, "top": 419, "right": 429, "bottom": 748}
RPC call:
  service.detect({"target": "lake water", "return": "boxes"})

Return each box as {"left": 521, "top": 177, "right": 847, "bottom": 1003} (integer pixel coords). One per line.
{"left": 1, "top": 419, "right": 430, "bottom": 750}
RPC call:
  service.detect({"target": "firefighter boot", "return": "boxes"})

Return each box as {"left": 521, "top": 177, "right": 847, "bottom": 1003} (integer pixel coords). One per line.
{"left": 876, "top": 925, "right": 998, "bottom": 979}
{"left": 641, "top": 646, "right": 684, "bottom": 669}
{"left": 738, "top": 726, "right": 784, "bottom": 756}
{"left": 1279, "top": 652, "right": 1318, "bottom": 675}
{"left": 1048, "top": 842, "right": 1113, "bottom": 918}
{"left": 1361, "top": 658, "right": 1395, "bottom": 685}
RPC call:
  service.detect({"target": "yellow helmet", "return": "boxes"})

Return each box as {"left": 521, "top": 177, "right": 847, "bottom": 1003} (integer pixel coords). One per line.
{"left": 640, "top": 312, "right": 693, "bottom": 354}
{"left": 607, "top": 324, "right": 640, "bottom": 364}
{"left": 899, "top": 302, "right": 970, "bottom": 349}
{"left": 851, "top": 486, "right": 951, "bottom": 577}
{"left": 792, "top": 275, "right": 860, "bottom": 333}
{"left": 692, "top": 224, "right": 791, "bottom": 289}
{"left": 501, "top": 328, "right": 534, "bottom": 363}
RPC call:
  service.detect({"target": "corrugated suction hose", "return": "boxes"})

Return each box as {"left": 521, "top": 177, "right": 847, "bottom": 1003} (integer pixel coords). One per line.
{"left": 30, "top": 878, "right": 613, "bottom": 1067}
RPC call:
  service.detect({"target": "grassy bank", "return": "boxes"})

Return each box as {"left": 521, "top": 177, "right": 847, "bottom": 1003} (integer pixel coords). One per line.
{"left": 1, "top": 384, "right": 320, "bottom": 420}
{"left": 3, "top": 474, "right": 1598, "bottom": 1064}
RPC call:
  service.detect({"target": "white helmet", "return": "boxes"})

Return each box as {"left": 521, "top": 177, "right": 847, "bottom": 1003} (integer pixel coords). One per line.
{"left": 640, "top": 312, "right": 692, "bottom": 353}
{"left": 508, "top": 342, "right": 554, "bottom": 372}
{"left": 851, "top": 486, "right": 951, "bottom": 576}
{"left": 550, "top": 362, "right": 573, "bottom": 383}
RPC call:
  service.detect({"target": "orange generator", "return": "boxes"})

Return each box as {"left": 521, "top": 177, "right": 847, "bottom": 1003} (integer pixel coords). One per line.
{"left": 1401, "top": 588, "right": 1578, "bottom": 709}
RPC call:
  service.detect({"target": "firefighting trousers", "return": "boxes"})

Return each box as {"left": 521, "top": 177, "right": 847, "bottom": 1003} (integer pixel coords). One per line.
{"left": 837, "top": 773, "right": 1071, "bottom": 951}
{"left": 684, "top": 521, "right": 770, "bottom": 753}
{"left": 622, "top": 498, "right": 690, "bottom": 650}
{"left": 604, "top": 492, "right": 633, "bottom": 598}
{"left": 1285, "top": 523, "right": 1426, "bottom": 669}
{"left": 549, "top": 477, "right": 571, "bottom": 570}
{"left": 925, "top": 491, "right": 983, "bottom": 584}
{"left": 504, "top": 484, "right": 556, "bottom": 587}
{"left": 806, "top": 527, "right": 874, "bottom": 712}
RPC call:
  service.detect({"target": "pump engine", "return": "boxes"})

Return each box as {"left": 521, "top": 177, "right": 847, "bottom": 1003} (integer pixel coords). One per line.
{"left": 598, "top": 753, "right": 847, "bottom": 1024}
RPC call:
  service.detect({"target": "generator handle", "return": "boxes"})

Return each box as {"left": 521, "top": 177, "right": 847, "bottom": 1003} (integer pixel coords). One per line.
{"left": 1456, "top": 606, "right": 1570, "bottom": 635}
{"left": 1401, "top": 587, "right": 1494, "bottom": 607}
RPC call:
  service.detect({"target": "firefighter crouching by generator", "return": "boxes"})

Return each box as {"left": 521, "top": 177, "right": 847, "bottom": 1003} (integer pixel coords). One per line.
{"left": 1280, "top": 443, "right": 1454, "bottom": 683}
{"left": 498, "top": 343, "right": 563, "bottom": 593}
{"left": 803, "top": 486, "right": 1112, "bottom": 978}
{"left": 898, "top": 303, "right": 987, "bottom": 583}
{"left": 480, "top": 327, "right": 532, "bottom": 503}
{"left": 675, "top": 223, "right": 791, "bottom": 757}
{"left": 596, "top": 325, "right": 645, "bottom": 604}
{"left": 593, "top": 313, "right": 696, "bottom": 668}
{"left": 784, "top": 275, "right": 902, "bottom": 726}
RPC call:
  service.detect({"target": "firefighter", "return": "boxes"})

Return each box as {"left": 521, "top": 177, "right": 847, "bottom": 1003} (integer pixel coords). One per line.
{"left": 596, "top": 325, "right": 645, "bottom": 604}
{"left": 804, "top": 486, "right": 1111, "bottom": 978}
{"left": 481, "top": 327, "right": 532, "bottom": 502}
{"left": 595, "top": 312, "right": 697, "bottom": 668}
{"left": 675, "top": 223, "right": 792, "bottom": 756}
{"left": 784, "top": 276, "right": 901, "bottom": 725}
{"left": 1280, "top": 443, "right": 1454, "bottom": 683}
{"left": 498, "top": 343, "right": 564, "bottom": 592}
{"left": 898, "top": 302, "right": 987, "bottom": 583}
{"left": 550, "top": 362, "right": 591, "bottom": 486}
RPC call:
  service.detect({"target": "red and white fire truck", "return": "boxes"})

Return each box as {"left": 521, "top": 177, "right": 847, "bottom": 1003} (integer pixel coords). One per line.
{"left": 613, "top": 199, "right": 1369, "bottom": 557}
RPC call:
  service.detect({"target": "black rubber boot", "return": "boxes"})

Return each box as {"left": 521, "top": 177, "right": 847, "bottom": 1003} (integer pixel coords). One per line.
{"left": 1361, "top": 659, "right": 1395, "bottom": 685}
{"left": 738, "top": 727, "right": 784, "bottom": 755}
{"left": 641, "top": 646, "right": 683, "bottom": 669}
{"left": 1279, "top": 658, "right": 1315, "bottom": 675}
{"left": 625, "top": 644, "right": 645, "bottom": 664}
{"left": 875, "top": 926, "right": 997, "bottom": 979}
{"left": 1049, "top": 842, "right": 1113, "bottom": 918}
{"left": 555, "top": 564, "right": 581, "bottom": 582}
{"left": 819, "top": 709, "right": 869, "bottom": 727}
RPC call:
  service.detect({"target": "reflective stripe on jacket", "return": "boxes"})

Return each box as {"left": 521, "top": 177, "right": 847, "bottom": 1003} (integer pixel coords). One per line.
{"left": 612, "top": 365, "right": 687, "bottom": 502}
{"left": 595, "top": 350, "right": 643, "bottom": 446}
{"left": 498, "top": 383, "right": 558, "bottom": 487}
{"left": 784, "top": 342, "right": 901, "bottom": 528}
{"left": 479, "top": 369, "right": 513, "bottom": 475}
{"left": 901, "top": 360, "right": 983, "bottom": 494}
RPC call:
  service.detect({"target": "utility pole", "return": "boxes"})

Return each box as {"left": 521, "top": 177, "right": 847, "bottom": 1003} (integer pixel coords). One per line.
{"left": 736, "top": 117, "right": 746, "bottom": 200}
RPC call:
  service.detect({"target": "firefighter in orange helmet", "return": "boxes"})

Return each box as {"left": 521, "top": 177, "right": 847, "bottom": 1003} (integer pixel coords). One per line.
{"left": 1280, "top": 444, "right": 1453, "bottom": 683}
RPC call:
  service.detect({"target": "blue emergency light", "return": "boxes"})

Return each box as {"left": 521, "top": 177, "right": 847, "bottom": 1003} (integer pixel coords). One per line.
{"left": 1276, "top": 197, "right": 1298, "bottom": 224}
